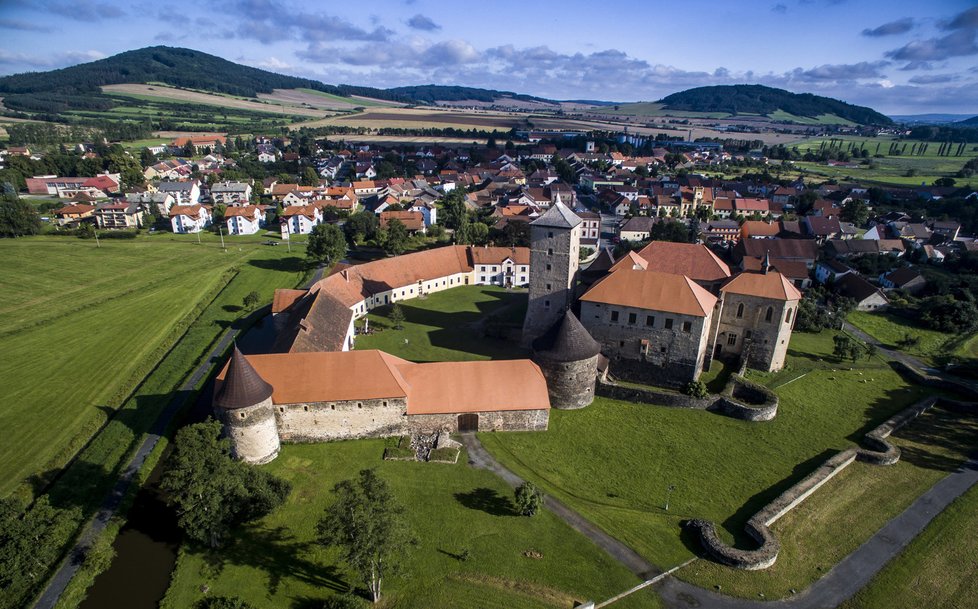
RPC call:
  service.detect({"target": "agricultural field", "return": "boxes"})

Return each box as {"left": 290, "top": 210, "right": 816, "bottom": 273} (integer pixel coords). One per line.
{"left": 600, "top": 102, "right": 731, "bottom": 119}
{"left": 258, "top": 88, "right": 397, "bottom": 110}
{"left": 0, "top": 233, "right": 307, "bottom": 499}
{"left": 298, "top": 107, "right": 523, "bottom": 132}
{"left": 766, "top": 110, "right": 856, "bottom": 126}
{"left": 784, "top": 135, "right": 978, "bottom": 186}
{"left": 102, "top": 84, "right": 330, "bottom": 118}
{"left": 479, "top": 330, "right": 935, "bottom": 575}
{"left": 354, "top": 285, "right": 527, "bottom": 362}
{"left": 160, "top": 440, "right": 659, "bottom": 609}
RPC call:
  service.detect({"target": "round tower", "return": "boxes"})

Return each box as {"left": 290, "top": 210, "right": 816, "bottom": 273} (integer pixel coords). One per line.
{"left": 531, "top": 310, "right": 602, "bottom": 409}
{"left": 214, "top": 346, "right": 280, "bottom": 464}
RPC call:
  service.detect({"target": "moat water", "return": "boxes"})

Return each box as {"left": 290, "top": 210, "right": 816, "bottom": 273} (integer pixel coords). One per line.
{"left": 78, "top": 316, "right": 276, "bottom": 609}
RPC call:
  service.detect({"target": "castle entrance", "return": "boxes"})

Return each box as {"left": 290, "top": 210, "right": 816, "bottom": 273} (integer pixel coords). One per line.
{"left": 458, "top": 413, "right": 479, "bottom": 432}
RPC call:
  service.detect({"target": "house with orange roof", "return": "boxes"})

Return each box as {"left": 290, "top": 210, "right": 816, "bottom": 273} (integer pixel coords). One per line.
{"left": 224, "top": 205, "right": 264, "bottom": 235}
{"left": 169, "top": 204, "right": 211, "bottom": 233}
{"left": 380, "top": 210, "right": 426, "bottom": 234}
{"left": 634, "top": 241, "right": 732, "bottom": 292}
{"left": 53, "top": 203, "right": 96, "bottom": 227}
{"left": 580, "top": 269, "right": 719, "bottom": 383}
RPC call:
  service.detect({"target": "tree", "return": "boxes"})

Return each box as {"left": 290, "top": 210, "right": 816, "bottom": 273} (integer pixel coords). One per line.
{"left": 383, "top": 218, "right": 409, "bottom": 255}
{"left": 832, "top": 334, "right": 869, "bottom": 363}
{"left": 0, "top": 194, "right": 42, "bottom": 237}
{"left": 140, "top": 147, "right": 157, "bottom": 168}
{"left": 441, "top": 190, "right": 467, "bottom": 230}
{"left": 196, "top": 597, "right": 258, "bottom": 609}
{"left": 343, "top": 211, "right": 378, "bottom": 246}
{"left": 307, "top": 223, "right": 347, "bottom": 266}
{"left": 514, "top": 482, "right": 544, "bottom": 516}
{"left": 317, "top": 469, "right": 414, "bottom": 604}
{"left": 388, "top": 304, "right": 405, "bottom": 329}
{"left": 242, "top": 290, "right": 261, "bottom": 311}
{"left": 840, "top": 199, "right": 869, "bottom": 226}
{"left": 796, "top": 190, "right": 818, "bottom": 216}
{"left": 300, "top": 166, "right": 321, "bottom": 186}
{"left": 161, "top": 420, "right": 291, "bottom": 548}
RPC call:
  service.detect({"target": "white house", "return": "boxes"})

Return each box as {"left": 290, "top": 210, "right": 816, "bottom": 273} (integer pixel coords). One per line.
{"left": 280, "top": 205, "right": 322, "bottom": 236}
{"left": 225, "top": 205, "right": 264, "bottom": 235}
{"left": 408, "top": 201, "right": 438, "bottom": 227}
{"left": 169, "top": 204, "right": 211, "bottom": 233}
{"left": 158, "top": 181, "right": 201, "bottom": 205}
{"left": 210, "top": 181, "right": 253, "bottom": 205}
{"left": 258, "top": 151, "right": 278, "bottom": 163}
{"left": 470, "top": 247, "right": 530, "bottom": 287}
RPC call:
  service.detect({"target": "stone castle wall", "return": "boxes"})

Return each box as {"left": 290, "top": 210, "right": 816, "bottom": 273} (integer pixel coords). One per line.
{"left": 535, "top": 355, "right": 599, "bottom": 409}
{"left": 715, "top": 294, "right": 797, "bottom": 372}
{"left": 522, "top": 223, "right": 581, "bottom": 345}
{"left": 221, "top": 396, "right": 280, "bottom": 464}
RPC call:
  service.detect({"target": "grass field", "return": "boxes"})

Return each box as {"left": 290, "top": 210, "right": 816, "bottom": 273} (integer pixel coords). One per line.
{"left": 160, "top": 440, "right": 659, "bottom": 609}
{"left": 839, "top": 474, "right": 978, "bottom": 609}
{"left": 848, "top": 311, "right": 955, "bottom": 365}
{"left": 354, "top": 286, "right": 528, "bottom": 362}
{"left": 678, "top": 404, "right": 978, "bottom": 599}
{"left": 102, "top": 84, "right": 329, "bottom": 118}
{"left": 601, "top": 102, "right": 731, "bottom": 119}
{"left": 0, "top": 234, "right": 307, "bottom": 499}
{"left": 297, "top": 107, "right": 522, "bottom": 131}
{"left": 479, "top": 330, "right": 933, "bottom": 573}
{"left": 783, "top": 135, "right": 978, "bottom": 186}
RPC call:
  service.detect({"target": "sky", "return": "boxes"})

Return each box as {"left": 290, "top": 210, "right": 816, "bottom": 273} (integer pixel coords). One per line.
{"left": 1, "top": 0, "right": 977, "bottom": 115}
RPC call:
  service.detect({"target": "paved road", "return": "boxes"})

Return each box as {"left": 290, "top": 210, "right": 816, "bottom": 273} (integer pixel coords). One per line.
{"left": 460, "top": 434, "right": 660, "bottom": 580}
{"left": 658, "top": 458, "right": 978, "bottom": 609}
{"left": 460, "top": 436, "right": 978, "bottom": 609}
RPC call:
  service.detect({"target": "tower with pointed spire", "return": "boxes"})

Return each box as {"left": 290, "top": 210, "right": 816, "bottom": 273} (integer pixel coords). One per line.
{"left": 521, "top": 200, "right": 582, "bottom": 346}
{"left": 214, "top": 345, "right": 280, "bottom": 464}
{"left": 532, "top": 311, "right": 602, "bottom": 409}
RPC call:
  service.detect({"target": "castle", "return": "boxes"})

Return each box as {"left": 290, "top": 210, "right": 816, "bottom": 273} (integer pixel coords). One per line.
{"left": 215, "top": 201, "right": 801, "bottom": 462}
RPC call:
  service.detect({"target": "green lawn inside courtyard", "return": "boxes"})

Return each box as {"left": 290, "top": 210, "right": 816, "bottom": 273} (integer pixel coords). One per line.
{"left": 848, "top": 310, "right": 957, "bottom": 365}
{"left": 160, "top": 440, "right": 659, "bottom": 609}
{"left": 479, "top": 329, "right": 938, "bottom": 577}
{"left": 354, "top": 285, "right": 528, "bottom": 361}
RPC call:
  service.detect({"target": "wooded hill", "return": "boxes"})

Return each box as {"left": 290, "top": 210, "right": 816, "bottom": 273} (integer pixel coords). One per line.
{"left": 658, "top": 84, "right": 893, "bottom": 125}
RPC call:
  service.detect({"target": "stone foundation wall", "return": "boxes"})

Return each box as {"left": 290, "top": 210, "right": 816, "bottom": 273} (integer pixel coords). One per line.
{"left": 408, "top": 409, "right": 549, "bottom": 433}
{"left": 606, "top": 357, "right": 699, "bottom": 388}
{"left": 596, "top": 382, "right": 714, "bottom": 409}
{"left": 717, "top": 375, "right": 779, "bottom": 422}
{"left": 276, "top": 398, "right": 408, "bottom": 442}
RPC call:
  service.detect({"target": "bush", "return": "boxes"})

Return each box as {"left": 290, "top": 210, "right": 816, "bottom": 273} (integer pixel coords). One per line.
{"left": 196, "top": 596, "right": 256, "bottom": 609}
{"left": 514, "top": 482, "right": 544, "bottom": 516}
{"left": 683, "top": 380, "right": 708, "bottom": 398}
{"left": 322, "top": 593, "right": 365, "bottom": 609}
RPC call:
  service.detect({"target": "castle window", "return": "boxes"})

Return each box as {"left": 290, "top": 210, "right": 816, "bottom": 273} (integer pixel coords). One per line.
{"left": 785, "top": 308, "right": 793, "bottom": 324}
{"left": 610, "top": 310, "right": 619, "bottom": 322}
{"left": 548, "top": 231, "right": 554, "bottom": 238}
{"left": 619, "top": 340, "right": 625, "bottom": 347}
{"left": 646, "top": 315, "right": 654, "bottom": 326}
{"left": 665, "top": 318, "right": 674, "bottom": 330}
{"left": 727, "top": 334, "right": 737, "bottom": 346}
{"left": 330, "top": 404, "right": 335, "bottom": 410}
{"left": 546, "top": 283, "right": 552, "bottom": 291}
{"left": 546, "top": 264, "right": 552, "bottom": 271}
{"left": 745, "top": 330, "right": 753, "bottom": 339}
{"left": 736, "top": 303, "right": 745, "bottom": 318}
{"left": 239, "top": 412, "right": 245, "bottom": 419}
{"left": 765, "top": 307, "right": 774, "bottom": 322}
{"left": 628, "top": 312, "right": 637, "bottom": 325}
{"left": 547, "top": 248, "right": 554, "bottom": 255}
{"left": 303, "top": 406, "right": 309, "bottom": 412}
{"left": 279, "top": 407, "right": 284, "bottom": 413}
{"left": 357, "top": 402, "right": 363, "bottom": 408}
{"left": 682, "top": 321, "right": 692, "bottom": 332}
{"left": 544, "top": 300, "right": 551, "bottom": 309}
{"left": 383, "top": 401, "right": 388, "bottom": 407}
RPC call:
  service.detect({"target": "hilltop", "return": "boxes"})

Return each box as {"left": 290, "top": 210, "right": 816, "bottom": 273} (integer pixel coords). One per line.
{"left": 959, "top": 116, "right": 978, "bottom": 126}
{"left": 657, "top": 84, "right": 892, "bottom": 126}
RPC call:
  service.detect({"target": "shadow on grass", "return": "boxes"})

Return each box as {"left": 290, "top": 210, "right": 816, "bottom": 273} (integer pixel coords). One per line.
{"left": 454, "top": 487, "right": 517, "bottom": 516}
{"left": 247, "top": 256, "right": 307, "bottom": 273}
{"left": 894, "top": 406, "right": 978, "bottom": 472}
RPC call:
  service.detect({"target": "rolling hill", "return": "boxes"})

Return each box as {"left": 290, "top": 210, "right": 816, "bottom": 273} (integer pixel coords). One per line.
{"left": 657, "top": 84, "right": 892, "bottom": 126}
{"left": 958, "top": 116, "right": 978, "bottom": 126}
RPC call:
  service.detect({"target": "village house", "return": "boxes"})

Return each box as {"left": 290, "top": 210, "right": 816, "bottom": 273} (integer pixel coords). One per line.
{"left": 95, "top": 202, "right": 144, "bottom": 230}
{"left": 379, "top": 210, "right": 426, "bottom": 235}
{"left": 169, "top": 204, "right": 212, "bottom": 233}
{"left": 225, "top": 205, "right": 265, "bottom": 236}
{"left": 835, "top": 273, "right": 889, "bottom": 311}
{"left": 280, "top": 205, "right": 322, "bottom": 236}
{"left": 158, "top": 181, "right": 201, "bottom": 206}
{"left": 815, "top": 259, "right": 854, "bottom": 285}
{"left": 879, "top": 267, "right": 927, "bottom": 295}
{"left": 126, "top": 191, "right": 175, "bottom": 215}
{"left": 210, "top": 181, "right": 253, "bottom": 205}
{"left": 576, "top": 211, "right": 600, "bottom": 247}
{"left": 52, "top": 203, "right": 96, "bottom": 227}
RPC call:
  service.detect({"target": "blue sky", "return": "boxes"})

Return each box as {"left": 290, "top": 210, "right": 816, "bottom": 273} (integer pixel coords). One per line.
{"left": 1, "top": 0, "right": 977, "bottom": 114}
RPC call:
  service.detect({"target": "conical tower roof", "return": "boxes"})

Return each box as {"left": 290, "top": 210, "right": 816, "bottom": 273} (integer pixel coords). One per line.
{"left": 215, "top": 345, "right": 274, "bottom": 409}
{"left": 532, "top": 310, "right": 601, "bottom": 363}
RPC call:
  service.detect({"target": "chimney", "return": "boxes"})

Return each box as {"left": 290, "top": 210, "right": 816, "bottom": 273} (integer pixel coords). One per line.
{"left": 762, "top": 252, "right": 771, "bottom": 275}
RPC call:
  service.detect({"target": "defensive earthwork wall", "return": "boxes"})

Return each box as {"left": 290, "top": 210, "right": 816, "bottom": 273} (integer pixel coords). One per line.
{"left": 687, "top": 395, "right": 978, "bottom": 570}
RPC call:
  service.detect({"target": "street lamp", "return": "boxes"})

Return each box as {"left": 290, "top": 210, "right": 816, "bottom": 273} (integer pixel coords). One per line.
{"left": 664, "top": 485, "right": 676, "bottom": 511}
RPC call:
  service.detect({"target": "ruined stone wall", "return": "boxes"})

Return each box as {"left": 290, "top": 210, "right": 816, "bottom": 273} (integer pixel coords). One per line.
{"left": 535, "top": 355, "right": 598, "bottom": 409}
{"left": 407, "top": 409, "right": 549, "bottom": 433}
{"left": 221, "top": 397, "right": 280, "bottom": 464}
{"left": 715, "top": 294, "right": 797, "bottom": 372}
{"left": 596, "top": 381, "right": 714, "bottom": 409}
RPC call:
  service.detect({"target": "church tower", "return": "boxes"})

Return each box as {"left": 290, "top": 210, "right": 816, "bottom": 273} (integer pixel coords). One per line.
{"left": 522, "top": 199, "right": 582, "bottom": 346}
{"left": 214, "top": 345, "right": 281, "bottom": 464}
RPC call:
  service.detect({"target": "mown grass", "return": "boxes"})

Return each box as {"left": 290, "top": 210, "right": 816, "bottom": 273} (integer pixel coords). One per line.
{"left": 479, "top": 330, "right": 932, "bottom": 571}
{"left": 160, "top": 441, "right": 659, "bottom": 609}
{"left": 848, "top": 310, "right": 955, "bottom": 365}
{"left": 0, "top": 233, "right": 307, "bottom": 500}
{"left": 678, "top": 405, "right": 978, "bottom": 599}
{"left": 839, "top": 471, "right": 978, "bottom": 609}
{"left": 354, "top": 285, "right": 528, "bottom": 362}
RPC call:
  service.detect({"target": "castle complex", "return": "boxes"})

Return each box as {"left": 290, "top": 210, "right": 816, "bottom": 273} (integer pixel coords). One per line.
{"left": 215, "top": 200, "right": 801, "bottom": 461}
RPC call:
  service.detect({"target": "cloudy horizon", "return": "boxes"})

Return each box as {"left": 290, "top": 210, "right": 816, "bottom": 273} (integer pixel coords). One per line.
{"left": 1, "top": 0, "right": 977, "bottom": 115}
